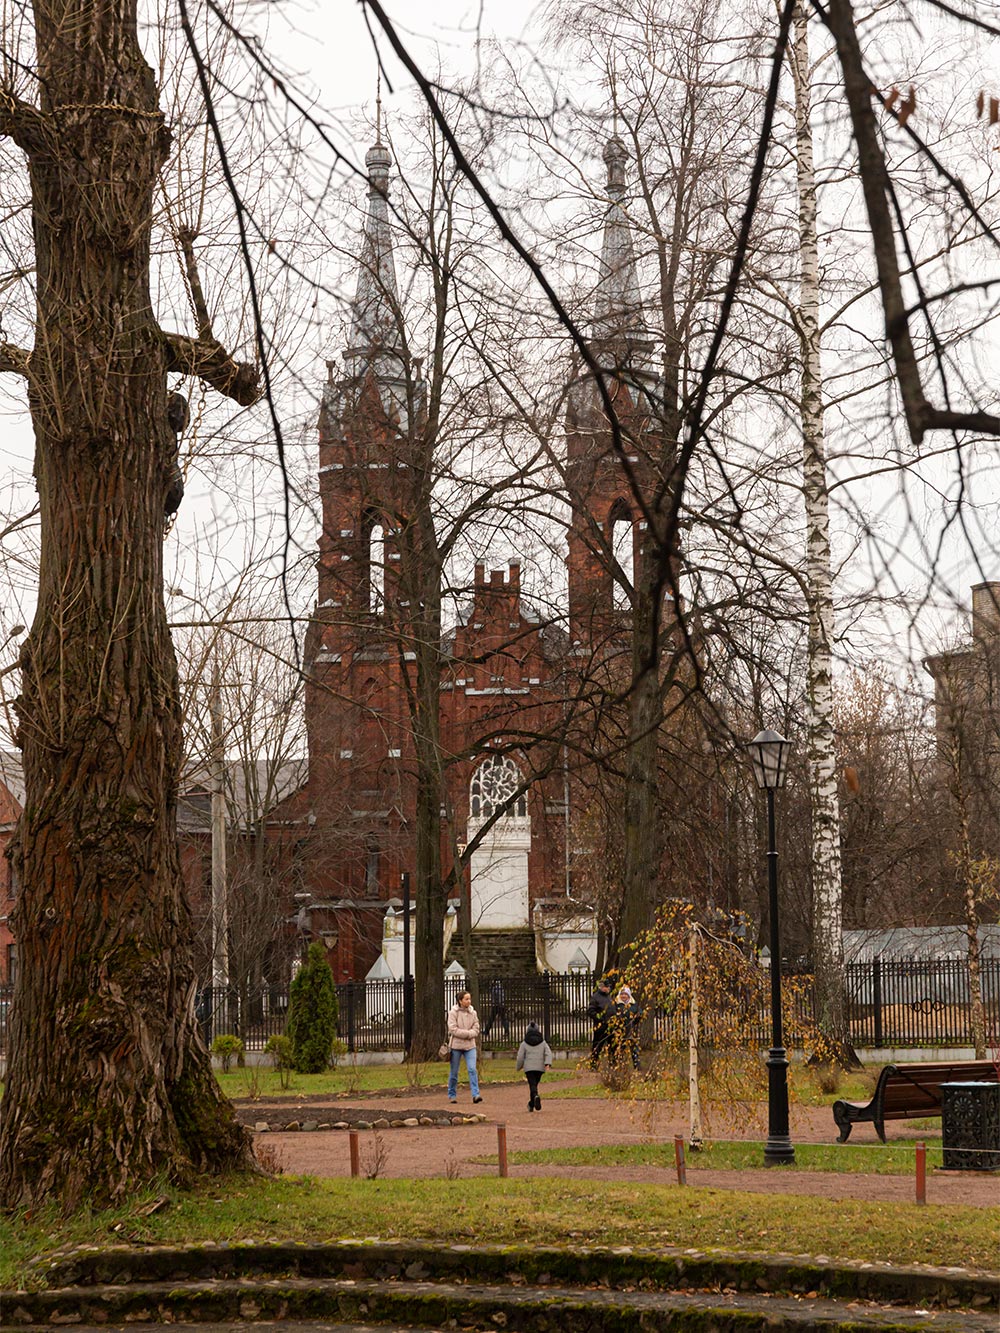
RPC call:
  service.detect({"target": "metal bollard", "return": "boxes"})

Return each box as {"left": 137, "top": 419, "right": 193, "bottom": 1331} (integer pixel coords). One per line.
{"left": 674, "top": 1135, "right": 687, "bottom": 1186}
{"left": 349, "top": 1129, "right": 360, "bottom": 1179}
{"left": 915, "top": 1142, "right": 926, "bottom": 1206}
{"left": 497, "top": 1123, "right": 509, "bottom": 1178}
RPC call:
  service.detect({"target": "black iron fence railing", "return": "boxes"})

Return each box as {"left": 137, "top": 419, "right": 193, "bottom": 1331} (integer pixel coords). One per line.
{"left": 1, "top": 958, "right": 998, "bottom": 1057}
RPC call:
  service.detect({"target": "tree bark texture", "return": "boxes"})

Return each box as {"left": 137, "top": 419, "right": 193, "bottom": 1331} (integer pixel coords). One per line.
{"left": 617, "top": 549, "right": 665, "bottom": 958}
{"left": 412, "top": 608, "right": 447, "bottom": 1061}
{"left": 0, "top": 0, "right": 254, "bottom": 1211}
{"left": 791, "top": 3, "right": 851, "bottom": 1061}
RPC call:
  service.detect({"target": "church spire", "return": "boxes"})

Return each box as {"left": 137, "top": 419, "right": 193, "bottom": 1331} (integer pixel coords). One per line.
{"left": 344, "top": 125, "right": 403, "bottom": 391}
{"left": 591, "top": 132, "right": 651, "bottom": 355}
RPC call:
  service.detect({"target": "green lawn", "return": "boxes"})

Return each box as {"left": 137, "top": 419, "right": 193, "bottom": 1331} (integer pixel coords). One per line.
{"left": 473, "top": 1140, "right": 944, "bottom": 1174}
{"left": 1, "top": 1058, "right": 882, "bottom": 1107}
{"left": 545, "top": 1065, "right": 878, "bottom": 1106}
{"left": 1, "top": 1173, "right": 993, "bottom": 1292}
{"left": 213, "top": 1057, "right": 577, "bottom": 1101}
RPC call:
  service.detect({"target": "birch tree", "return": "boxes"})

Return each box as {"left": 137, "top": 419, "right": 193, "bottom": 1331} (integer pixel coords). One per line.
{"left": 788, "top": 1, "right": 851, "bottom": 1060}
{"left": 539, "top": 0, "right": 781, "bottom": 959}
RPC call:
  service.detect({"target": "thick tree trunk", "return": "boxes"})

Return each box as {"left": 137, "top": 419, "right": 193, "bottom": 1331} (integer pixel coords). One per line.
{"left": 791, "top": 3, "right": 853, "bottom": 1065}
{"left": 0, "top": 0, "right": 253, "bottom": 1211}
{"left": 410, "top": 566, "right": 447, "bottom": 1061}
{"left": 617, "top": 551, "right": 664, "bottom": 958}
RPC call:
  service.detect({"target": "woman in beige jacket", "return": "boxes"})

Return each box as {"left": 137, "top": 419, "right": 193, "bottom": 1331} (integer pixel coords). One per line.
{"left": 447, "top": 991, "right": 482, "bottom": 1103}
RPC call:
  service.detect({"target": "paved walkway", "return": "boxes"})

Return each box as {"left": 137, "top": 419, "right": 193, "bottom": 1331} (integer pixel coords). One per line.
{"left": 246, "top": 1073, "right": 999, "bottom": 1206}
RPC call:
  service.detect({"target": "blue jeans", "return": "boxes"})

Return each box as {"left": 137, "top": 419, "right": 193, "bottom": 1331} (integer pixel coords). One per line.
{"left": 448, "top": 1046, "right": 479, "bottom": 1099}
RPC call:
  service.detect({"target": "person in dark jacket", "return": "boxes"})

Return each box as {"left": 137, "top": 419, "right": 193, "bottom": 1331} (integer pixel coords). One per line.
{"left": 586, "top": 978, "right": 613, "bottom": 1068}
{"left": 481, "top": 978, "right": 510, "bottom": 1042}
{"left": 612, "top": 985, "right": 642, "bottom": 1070}
{"left": 515, "top": 1021, "right": 553, "bottom": 1111}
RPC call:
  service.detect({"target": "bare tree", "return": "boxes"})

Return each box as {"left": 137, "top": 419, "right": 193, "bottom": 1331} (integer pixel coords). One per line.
{"left": 0, "top": 0, "right": 261, "bottom": 1210}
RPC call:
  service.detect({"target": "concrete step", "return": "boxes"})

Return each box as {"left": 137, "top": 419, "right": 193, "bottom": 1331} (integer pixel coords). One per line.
{"left": 3, "top": 1273, "right": 996, "bottom": 1332}
{"left": 21, "top": 1326, "right": 431, "bottom": 1333}
{"left": 12, "top": 1240, "right": 996, "bottom": 1329}
{"left": 447, "top": 928, "right": 538, "bottom": 977}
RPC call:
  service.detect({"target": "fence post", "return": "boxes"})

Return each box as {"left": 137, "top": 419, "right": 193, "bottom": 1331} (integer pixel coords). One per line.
{"left": 349, "top": 1130, "right": 360, "bottom": 1178}
{"left": 497, "top": 1123, "right": 509, "bottom": 1178}
{"left": 872, "top": 957, "right": 883, "bottom": 1049}
{"left": 674, "top": 1135, "right": 687, "bottom": 1186}
{"left": 542, "top": 971, "right": 551, "bottom": 1043}
{"left": 346, "top": 982, "right": 357, "bottom": 1054}
{"left": 915, "top": 1142, "right": 926, "bottom": 1205}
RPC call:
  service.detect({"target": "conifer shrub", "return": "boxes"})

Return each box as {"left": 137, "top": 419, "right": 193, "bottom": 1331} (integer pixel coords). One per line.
{"left": 286, "top": 942, "right": 340, "bottom": 1073}
{"left": 211, "top": 1033, "right": 245, "bottom": 1073}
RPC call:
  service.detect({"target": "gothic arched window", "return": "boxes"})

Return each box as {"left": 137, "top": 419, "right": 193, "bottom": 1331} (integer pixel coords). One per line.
{"left": 363, "top": 513, "right": 385, "bottom": 613}
{"left": 610, "top": 502, "right": 634, "bottom": 611}
{"left": 470, "top": 753, "right": 527, "bottom": 820}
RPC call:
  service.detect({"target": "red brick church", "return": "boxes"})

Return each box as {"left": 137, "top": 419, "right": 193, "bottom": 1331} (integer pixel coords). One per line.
{"left": 286, "top": 129, "right": 674, "bottom": 980}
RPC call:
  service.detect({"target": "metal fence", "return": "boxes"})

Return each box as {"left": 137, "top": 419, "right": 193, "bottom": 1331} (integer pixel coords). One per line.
{"left": 2, "top": 958, "right": 999, "bottom": 1057}
{"left": 189, "top": 972, "right": 598, "bottom": 1053}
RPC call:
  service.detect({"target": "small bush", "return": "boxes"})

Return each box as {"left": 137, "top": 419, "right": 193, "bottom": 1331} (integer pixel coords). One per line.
{"left": 812, "top": 1062, "right": 841, "bottom": 1097}
{"left": 286, "top": 942, "right": 340, "bottom": 1073}
{"left": 254, "top": 1138, "right": 286, "bottom": 1176}
{"left": 241, "top": 1063, "right": 263, "bottom": 1099}
{"left": 211, "top": 1033, "right": 244, "bottom": 1074}
{"left": 362, "top": 1131, "right": 390, "bottom": 1179}
{"left": 265, "top": 1034, "right": 294, "bottom": 1090}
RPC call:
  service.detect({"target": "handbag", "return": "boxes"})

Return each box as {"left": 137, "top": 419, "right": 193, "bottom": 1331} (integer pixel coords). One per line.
{"left": 438, "top": 1041, "right": 450, "bottom": 1060}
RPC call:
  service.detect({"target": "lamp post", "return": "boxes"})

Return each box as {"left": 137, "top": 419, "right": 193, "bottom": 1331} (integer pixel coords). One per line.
{"left": 401, "top": 871, "right": 413, "bottom": 1056}
{"left": 747, "top": 728, "right": 795, "bottom": 1167}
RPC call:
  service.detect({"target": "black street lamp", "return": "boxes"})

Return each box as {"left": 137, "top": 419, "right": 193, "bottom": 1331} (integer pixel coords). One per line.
{"left": 401, "top": 872, "right": 413, "bottom": 1057}
{"left": 748, "top": 728, "right": 795, "bottom": 1167}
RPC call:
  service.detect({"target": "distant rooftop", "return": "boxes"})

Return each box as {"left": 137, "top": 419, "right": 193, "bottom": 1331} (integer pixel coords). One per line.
{"left": 844, "top": 924, "right": 1000, "bottom": 962}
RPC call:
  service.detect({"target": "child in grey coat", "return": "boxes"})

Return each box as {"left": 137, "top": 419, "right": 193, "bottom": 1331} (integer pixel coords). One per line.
{"left": 515, "top": 1021, "right": 553, "bottom": 1111}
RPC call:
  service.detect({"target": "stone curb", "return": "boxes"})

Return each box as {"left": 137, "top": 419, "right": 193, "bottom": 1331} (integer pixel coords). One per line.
{"left": 19, "top": 1239, "right": 998, "bottom": 1313}
{"left": 1, "top": 1273, "right": 996, "bottom": 1332}
{"left": 236, "top": 1109, "right": 487, "bottom": 1133}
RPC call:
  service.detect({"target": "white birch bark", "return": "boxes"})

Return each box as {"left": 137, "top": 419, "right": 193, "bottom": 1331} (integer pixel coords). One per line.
{"left": 791, "top": 3, "right": 850, "bottom": 1054}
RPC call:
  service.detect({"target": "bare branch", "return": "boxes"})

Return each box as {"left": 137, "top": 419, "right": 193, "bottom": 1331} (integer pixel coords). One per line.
{"left": 161, "top": 331, "right": 260, "bottom": 405}
{"left": 819, "top": 0, "right": 1000, "bottom": 443}
{"left": 0, "top": 342, "right": 30, "bottom": 377}
{"left": 0, "top": 92, "right": 47, "bottom": 151}
{"left": 176, "top": 229, "right": 213, "bottom": 340}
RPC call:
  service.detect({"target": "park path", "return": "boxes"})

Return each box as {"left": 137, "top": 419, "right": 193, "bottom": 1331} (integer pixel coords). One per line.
{"left": 247, "top": 1072, "right": 999, "bottom": 1206}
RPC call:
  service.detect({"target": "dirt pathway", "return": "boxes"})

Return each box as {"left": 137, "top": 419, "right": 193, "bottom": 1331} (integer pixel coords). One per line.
{"left": 248, "top": 1073, "right": 998, "bottom": 1207}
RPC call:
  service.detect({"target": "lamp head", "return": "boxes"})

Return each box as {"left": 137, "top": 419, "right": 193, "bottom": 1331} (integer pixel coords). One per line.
{"left": 748, "top": 728, "right": 791, "bottom": 790}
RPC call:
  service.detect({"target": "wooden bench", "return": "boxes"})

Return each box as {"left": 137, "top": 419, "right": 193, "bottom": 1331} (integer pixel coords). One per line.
{"left": 833, "top": 1060, "right": 999, "bottom": 1143}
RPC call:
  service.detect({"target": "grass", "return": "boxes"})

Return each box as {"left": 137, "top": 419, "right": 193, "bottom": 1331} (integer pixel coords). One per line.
{"left": 545, "top": 1064, "right": 878, "bottom": 1107}
{"left": 214, "top": 1058, "right": 576, "bottom": 1101}
{"left": 0, "top": 1058, "right": 885, "bottom": 1108}
{"left": 1, "top": 1172, "right": 993, "bottom": 1292}
{"left": 472, "top": 1140, "right": 945, "bottom": 1175}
